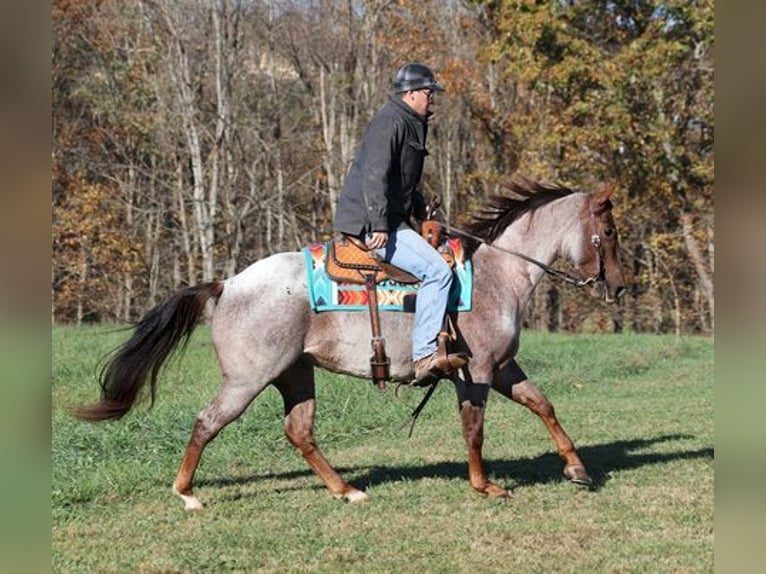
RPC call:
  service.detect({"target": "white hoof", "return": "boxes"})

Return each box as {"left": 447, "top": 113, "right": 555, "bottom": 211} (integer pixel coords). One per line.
{"left": 343, "top": 489, "right": 369, "bottom": 503}
{"left": 173, "top": 486, "right": 204, "bottom": 510}
{"left": 181, "top": 495, "right": 204, "bottom": 510}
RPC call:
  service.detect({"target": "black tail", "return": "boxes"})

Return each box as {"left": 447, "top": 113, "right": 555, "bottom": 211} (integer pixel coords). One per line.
{"left": 73, "top": 282, "right": 224, "bottom": 422}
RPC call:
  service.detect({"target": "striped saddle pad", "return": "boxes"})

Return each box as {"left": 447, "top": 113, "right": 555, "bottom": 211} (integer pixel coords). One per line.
{"left": 302, "top": 237, "right": 473, "bottom": 313}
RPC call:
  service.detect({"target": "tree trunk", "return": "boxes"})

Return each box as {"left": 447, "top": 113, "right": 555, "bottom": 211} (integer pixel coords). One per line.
{"left": 174, "top": 162, "right": 196, "bottom": 286}
{"left": 546, "top": 285, "right": 560, "bottom": 332}
{"left": 320, "top": 66, "right": 340, "bottom": 222}
{"left": 680, "top": 211, "right": 714, "bottom": 331}
{"left": 160, "top": 1, "right": 216, "bottom": 282}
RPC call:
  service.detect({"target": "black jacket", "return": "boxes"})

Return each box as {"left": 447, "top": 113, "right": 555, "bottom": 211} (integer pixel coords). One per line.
{"left": 334, "top": 97, "right": 428, "bottom": 236}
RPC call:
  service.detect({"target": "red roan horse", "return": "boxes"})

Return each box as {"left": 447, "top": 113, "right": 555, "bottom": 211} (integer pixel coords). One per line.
{"left": 76, "top": 178, "right": 626, "bottom": 509}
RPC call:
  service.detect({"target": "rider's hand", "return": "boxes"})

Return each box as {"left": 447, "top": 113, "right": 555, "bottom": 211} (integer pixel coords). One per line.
{"left": 365, "top": 231, "right": 388, "bottom": 250}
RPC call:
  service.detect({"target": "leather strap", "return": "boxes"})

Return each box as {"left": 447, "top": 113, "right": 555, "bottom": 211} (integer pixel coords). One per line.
{"left": 365, "top": 274, "right": 390, "bottom": 389}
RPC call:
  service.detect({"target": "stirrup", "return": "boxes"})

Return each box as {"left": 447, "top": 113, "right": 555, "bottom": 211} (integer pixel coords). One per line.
{"left": 412, "top": 352, "right": 469, "bottom": 386}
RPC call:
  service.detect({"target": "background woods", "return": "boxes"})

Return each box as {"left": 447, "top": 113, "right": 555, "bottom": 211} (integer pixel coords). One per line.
{"left": 52, "top": 0, "right": 714, "bottom": 335}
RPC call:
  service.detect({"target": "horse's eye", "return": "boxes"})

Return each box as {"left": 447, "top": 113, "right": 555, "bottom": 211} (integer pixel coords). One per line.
{"left": 603, "top": 227, "right": 615, "bottom": 238}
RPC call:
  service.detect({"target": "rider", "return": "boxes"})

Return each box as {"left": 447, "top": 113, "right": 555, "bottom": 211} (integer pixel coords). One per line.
{"left": 334, "top": 63, "right": 468, "bottom": 382}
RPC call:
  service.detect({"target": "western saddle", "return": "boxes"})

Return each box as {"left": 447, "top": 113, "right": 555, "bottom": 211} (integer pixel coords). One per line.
{"left": 325, "top": 219, "right": 459, "bottom": 390}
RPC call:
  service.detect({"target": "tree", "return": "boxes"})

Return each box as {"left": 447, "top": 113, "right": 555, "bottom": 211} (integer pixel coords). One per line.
{"left": 53, "top": 0, "right": 159, "bottom": 321}
{"left": 467, "top": 0, "right": 714, "bottom": 333}
{"left": 52, "top": 0, "right": 713, "bottom": 334}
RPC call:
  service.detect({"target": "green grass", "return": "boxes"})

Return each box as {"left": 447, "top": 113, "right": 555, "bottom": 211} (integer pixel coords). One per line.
{"left": 52, "top": 326, "right": 713, "bottom": 573}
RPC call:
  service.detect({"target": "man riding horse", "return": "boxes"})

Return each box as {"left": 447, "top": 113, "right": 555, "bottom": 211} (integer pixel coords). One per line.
{"left": 334, "top": 63, "right": 467, "bottom": 383}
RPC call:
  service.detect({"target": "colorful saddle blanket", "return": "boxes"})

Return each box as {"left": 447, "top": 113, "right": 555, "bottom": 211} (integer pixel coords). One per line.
{"left": 302, "top": 237, "right": 473, "bottom": 313}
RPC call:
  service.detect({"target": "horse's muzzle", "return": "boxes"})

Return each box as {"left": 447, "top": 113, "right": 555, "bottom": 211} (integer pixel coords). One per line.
{"left": 602, "top": 284, "right": 626, "bottom": 303}
{"left": 593, "top": 281, "right": 626, "bottom": 303}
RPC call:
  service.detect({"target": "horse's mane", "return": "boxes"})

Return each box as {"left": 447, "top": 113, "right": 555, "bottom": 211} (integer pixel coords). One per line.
{"left": 461, "top": 178, "right": 576, "bottom": 257}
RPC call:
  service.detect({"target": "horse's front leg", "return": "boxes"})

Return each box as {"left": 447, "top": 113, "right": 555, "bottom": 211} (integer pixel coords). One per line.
{"left": 493, "top": 359, "right": 592, "bottom": 486}
{"left": 274, "top": 357, "right": 368, "bottom": 502}
{"left": 453, "top": 378, "right": 510, "bottom": 498}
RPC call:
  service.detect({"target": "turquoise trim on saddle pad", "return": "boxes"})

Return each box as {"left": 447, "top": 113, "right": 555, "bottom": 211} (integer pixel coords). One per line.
{"left": 302, "top": 241, "right": 473, "bottom": 313}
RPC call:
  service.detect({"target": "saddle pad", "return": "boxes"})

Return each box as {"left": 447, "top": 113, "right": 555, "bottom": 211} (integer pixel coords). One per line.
{"left": 302, "top": 238, "right": 473, "bottom": 313}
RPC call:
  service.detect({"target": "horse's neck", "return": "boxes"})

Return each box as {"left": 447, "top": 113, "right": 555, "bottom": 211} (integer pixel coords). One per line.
{"left": 489, "top": 193, "right": 586, "bottom": 298}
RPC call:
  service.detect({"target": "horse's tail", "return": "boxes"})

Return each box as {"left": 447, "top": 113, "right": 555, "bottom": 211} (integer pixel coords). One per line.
{"left": 73, "top": 282, "right": 224, "bottom": 422}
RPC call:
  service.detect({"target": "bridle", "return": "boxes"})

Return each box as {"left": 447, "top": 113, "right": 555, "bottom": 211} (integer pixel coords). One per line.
{"left": 437, "top": 217, "right": 606, "bottom": 289}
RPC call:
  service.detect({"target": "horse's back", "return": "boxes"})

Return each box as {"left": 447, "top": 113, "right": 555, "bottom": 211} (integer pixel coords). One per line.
{"left": 216, "top": 251, "right": 309, "bottom": 322}
{"left": 222, "top": 251, "right": 306, "bottom": 294}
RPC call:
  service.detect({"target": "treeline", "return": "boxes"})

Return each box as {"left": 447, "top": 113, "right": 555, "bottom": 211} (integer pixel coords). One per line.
{"left": 52, "top": 0, "right": 714, "bottom": 335}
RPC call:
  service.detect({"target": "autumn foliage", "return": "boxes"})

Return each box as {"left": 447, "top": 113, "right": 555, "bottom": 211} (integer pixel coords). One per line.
{"left": 52, "top": 0, "right": 713, "bottom": 334}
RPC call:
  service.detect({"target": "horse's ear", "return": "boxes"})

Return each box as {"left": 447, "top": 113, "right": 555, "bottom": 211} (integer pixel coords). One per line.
{"left": 592, "top": 183, "right": 616, "bottom": 214}
{"left": 597, "top": 183, "right": 615, "bottom": 202}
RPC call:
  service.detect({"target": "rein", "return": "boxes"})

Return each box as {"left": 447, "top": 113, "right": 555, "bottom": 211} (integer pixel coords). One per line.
{"left": 438, "top": 221, "right": 605, "bottom": 288}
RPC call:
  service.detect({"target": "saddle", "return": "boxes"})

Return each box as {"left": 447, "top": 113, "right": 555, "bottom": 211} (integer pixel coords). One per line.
{"left": 325, "top": 231, "right": 455, "bottom": 286}
{"left": 324, "top": 222, "right": 461, "bottom": 390}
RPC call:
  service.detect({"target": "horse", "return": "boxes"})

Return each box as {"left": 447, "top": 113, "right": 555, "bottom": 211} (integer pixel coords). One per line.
{"left": 75, "top": 177, "right": 626, "bottom": 509}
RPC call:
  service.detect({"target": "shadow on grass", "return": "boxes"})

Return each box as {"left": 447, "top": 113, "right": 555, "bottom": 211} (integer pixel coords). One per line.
{"left": 355, "top": 433, "right": 713, "bottom": 492}
{"left": 198, "top": 433, "right": 713, "bottom": 495}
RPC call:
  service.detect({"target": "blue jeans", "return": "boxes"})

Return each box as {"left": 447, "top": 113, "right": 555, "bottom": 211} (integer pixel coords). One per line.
{"left": 371, "top": 227, "right": 452, "bottom": 361}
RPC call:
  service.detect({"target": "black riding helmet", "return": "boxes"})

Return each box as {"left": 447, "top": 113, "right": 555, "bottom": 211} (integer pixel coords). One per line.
{"left": 393, "top": 63, "right": 445, "bottom": 93}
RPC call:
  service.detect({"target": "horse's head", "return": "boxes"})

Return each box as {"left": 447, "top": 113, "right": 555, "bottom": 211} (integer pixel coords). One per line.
{"left": 576, "top": 185, "right": 626, "bottom": 303}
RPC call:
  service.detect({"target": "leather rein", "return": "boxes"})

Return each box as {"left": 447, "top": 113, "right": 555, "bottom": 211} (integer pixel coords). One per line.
{"left": 438, "top": 219, "right": 606, "bottom": 288}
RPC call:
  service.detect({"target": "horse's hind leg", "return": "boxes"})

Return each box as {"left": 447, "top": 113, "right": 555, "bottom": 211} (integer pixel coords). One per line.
{"left": 274, "top": 356, "right": 368, "bottom": 502}
{"left": 173, "top": 382, "right": 266, "bottom": 510}
{"left": 493, "top": 360, "right": 592, "bottom": 486}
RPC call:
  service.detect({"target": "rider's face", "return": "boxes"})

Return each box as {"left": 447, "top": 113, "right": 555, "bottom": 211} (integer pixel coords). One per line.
{"left": 406, "top": 88, "right": 434, "bottom": 116}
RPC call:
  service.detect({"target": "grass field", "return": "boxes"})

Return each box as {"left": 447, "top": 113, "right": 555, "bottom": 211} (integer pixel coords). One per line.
{"left": 52, "top": 325, "right": 713, "bottom": 573}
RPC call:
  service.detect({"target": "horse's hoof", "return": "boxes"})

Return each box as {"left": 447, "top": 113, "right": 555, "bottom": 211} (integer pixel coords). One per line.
{"left": 563, "top": 464, "right": 593, "bottom": 486}
{"left": 173, "top": 485, "right": 204, "bottom": 510}
{"left": 182, "top": 496, "right": 204, "bottom": 510}
{"left": 337, "top": 489, "right": 369, "bottom": 503}
{"left": 486, "top": 484, "right": 511, "bottom": 498}
{"left": 474, "top": 482, "right": 511, "bottom": 498}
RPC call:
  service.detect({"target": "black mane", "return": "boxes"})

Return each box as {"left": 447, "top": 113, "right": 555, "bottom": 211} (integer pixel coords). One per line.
{"left": 461, "top": 178, "right": 576, "bottom": 257}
